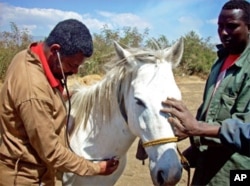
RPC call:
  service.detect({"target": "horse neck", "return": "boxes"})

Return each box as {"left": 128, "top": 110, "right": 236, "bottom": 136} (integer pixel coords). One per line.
{"left": 71, "top": 72, "right": 132, "bottom": 132}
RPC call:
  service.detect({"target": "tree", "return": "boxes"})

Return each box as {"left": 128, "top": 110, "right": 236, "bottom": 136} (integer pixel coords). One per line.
{"left": 0, "top": 22, "right": 33, "bottom": 79}
{"left": 80, "top": 25, "right": 149, "bottom": 76}
{"left": 145, "top": 34, "right": 170, "bottom": 49}
{"left": 0, "top": 22, "right": 216, "bottom": 80}
{"left": 180, "top": 31, "right": 216, "bottom": 77}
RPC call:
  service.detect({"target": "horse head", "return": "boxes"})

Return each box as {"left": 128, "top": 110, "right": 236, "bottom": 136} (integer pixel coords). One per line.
{"left": 114, "top": 38, "right": 184, "bottom": 186}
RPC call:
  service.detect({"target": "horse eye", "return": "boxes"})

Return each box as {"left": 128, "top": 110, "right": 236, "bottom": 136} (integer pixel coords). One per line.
{"left": 135, "top": 98, "right": 145, "bottom": 107}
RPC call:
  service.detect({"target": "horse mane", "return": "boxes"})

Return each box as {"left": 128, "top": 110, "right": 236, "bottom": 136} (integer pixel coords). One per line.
{"left": 69, "top": 43, "right": 166, "bottom": 131}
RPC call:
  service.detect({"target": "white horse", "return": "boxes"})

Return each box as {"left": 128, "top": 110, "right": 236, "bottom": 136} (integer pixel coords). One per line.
{"left": 63, "top": 38, "right": 184, "bottom": 186}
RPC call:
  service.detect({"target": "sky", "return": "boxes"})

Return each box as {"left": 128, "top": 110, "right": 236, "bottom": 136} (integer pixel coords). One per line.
{"left": 0, "top": 0, "right": 247, "bottom": 44}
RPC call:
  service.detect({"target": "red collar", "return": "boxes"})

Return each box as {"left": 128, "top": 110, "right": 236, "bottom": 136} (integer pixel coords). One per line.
{"left": 30, "top": 43, "right": 63, "bottom": 92}
{"left": 220, "top": 54, "right": 240, "bottom": 72}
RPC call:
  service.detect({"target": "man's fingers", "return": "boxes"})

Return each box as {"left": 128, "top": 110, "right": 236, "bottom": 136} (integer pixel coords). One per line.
{"left": 99, "top": 159, "right": 119, "bottom": 175}
{"left": 163, "top": 106, "right": 181, "bottom": 118}
{"left": 168, "top": 117, "right": 186, "bottom": 133}
{"left": 168, "top": 117, "right": 188, "bottom": 140}
{"left": 162, "top": 99, "right": 184, "bottom": 112}
{"left": 169, "top": 117, "right": 182, "bottom": 129}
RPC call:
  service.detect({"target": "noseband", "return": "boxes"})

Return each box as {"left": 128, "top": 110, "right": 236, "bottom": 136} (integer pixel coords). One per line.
{"left": 142, "top": 137, "right": 178, "bottom": 147}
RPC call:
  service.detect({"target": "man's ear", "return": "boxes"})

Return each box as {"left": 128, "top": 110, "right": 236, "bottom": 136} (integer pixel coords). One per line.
{"left": 50, "top": 44, "right": 61, "bottom": 55}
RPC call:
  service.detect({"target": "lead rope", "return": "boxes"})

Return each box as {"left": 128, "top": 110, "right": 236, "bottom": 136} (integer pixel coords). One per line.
{"left": 177, "top": 147, "right": 190, "bottom": 186}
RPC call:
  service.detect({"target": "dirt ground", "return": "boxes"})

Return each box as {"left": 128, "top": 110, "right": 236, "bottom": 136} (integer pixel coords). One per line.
{"left": 0, "top": 75, "right": 205, "bottom": 186}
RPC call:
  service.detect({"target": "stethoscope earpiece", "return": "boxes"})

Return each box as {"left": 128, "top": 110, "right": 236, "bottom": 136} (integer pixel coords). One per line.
{"left": 56, "top": 51, "right": 66, "bottom": 82}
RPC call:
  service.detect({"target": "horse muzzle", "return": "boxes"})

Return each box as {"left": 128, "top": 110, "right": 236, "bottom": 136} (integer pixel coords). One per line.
{"left": 150, "top": 148, "right": 182, "bottom": 186}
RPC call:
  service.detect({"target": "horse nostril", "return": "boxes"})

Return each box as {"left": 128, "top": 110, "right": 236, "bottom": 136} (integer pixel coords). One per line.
{"left": 157, "top": 170, "right": 164, "bottom": 186}
{"left": 156, "top": 168, "right": 181, "bottom": 186}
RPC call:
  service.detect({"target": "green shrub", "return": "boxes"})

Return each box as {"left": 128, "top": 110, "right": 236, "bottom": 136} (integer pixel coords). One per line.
{"left": 0, "top": 23, "right": 216, "bottom": 81}
{"left": 0, "top": 22, "right": 32, "bottom": 79}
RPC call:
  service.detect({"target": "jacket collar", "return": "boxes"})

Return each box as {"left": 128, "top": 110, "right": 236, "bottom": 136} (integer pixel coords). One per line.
{"left": 30, "top": 42, "right": 64, "bottom": 92}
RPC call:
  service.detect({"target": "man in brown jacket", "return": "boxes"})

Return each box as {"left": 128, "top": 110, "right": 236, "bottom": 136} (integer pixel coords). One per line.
{"left": 0, "top": 19, "right": 119, "bottom": 186}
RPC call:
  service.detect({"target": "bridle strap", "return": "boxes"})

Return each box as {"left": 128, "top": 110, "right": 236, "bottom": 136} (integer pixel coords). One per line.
{"left": 142, "top": 137, "right": 178, "bottom": 148}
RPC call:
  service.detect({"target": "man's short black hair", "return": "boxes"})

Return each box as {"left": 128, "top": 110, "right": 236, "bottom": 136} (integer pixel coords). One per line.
{"left": 222, "top": 0, "right": 250, "bottom": 24}
{"left": 45, "top": 19, "right": 93, "bottom": 57}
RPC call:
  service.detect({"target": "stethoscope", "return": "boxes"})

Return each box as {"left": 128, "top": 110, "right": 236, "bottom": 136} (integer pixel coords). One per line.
{"left": 56, "top": 52, "right": 120, "bottom": 162}
{"left": 56, "top": 51, "right": 72, "bottom": 150}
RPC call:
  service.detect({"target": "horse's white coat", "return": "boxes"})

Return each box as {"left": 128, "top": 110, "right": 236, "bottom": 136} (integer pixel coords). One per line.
{"left": 63, "top": 39, "right": 184, "bottom": 186}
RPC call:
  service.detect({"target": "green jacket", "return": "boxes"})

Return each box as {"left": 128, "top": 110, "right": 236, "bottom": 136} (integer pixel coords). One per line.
{"left": 190, "top": 40, "right": 250, "bottom": 186}
{"left": 220, "top": 119, "right": 250, "bottom": 157}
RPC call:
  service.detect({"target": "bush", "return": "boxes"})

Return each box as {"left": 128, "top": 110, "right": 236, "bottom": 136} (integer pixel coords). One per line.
{"left": 0, "top": 23, "right": 216, "bottom": 80}
{"left": 0, "top": 22, "right": 33, "bottom": 79}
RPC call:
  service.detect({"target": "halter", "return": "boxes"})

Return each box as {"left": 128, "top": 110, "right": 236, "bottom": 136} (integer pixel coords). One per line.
{"left": 142, "top": 137, "right": 178, "bottom": 148}
{"left": 118, "top": 87, "right": 190, "bottom": 186}
{"left": 142, "top": 136, "right": 190, "bottom": 186}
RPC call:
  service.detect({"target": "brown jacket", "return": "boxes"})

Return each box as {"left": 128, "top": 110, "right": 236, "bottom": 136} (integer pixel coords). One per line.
{"left": 0, "top": 44, "right": 100, "bottom": 185}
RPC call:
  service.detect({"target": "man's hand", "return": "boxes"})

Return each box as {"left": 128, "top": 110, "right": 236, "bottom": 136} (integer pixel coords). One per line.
{"left": 161, "top": 97, "right": 200, "bottom": 139}
{"left": 98, "top": 158, "right": 119, "bottom": 175}
{"left": 167, "top": 116, "right": 189, "bottom": 140}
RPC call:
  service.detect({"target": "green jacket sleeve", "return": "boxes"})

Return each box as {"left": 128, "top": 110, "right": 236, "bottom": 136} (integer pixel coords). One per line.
{"left": 220, "top": 119, "right": 250, "bottom": 157}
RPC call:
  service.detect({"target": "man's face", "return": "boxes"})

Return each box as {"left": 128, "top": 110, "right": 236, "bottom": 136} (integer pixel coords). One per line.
{"left": 218, "top": 9, "right": 249, "bottom": 54}
{"left": 51, "top": 52, "right": 85, "bottom": 79}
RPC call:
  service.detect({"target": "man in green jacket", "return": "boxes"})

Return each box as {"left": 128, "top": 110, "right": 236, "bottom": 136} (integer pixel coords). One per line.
{"left": 162, "top": 101, "right": 250, "bottom": 157}
{"left": 162, "top": 0, "right": 250, "bottom": 185}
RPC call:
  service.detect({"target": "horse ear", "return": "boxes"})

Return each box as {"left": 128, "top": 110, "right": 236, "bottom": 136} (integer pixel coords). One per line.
{"left": 113, "top": 41, "right": 133, "bottom": 61}
{"left": 164, "top": 37, "right": 184, "bottom": 68}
